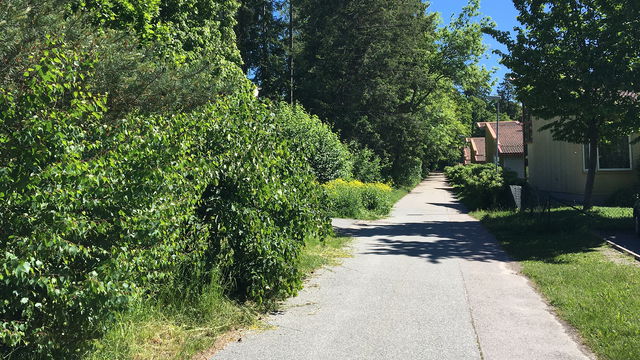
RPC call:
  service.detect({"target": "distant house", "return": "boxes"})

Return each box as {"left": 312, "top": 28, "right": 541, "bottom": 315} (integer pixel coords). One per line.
{"left": 526, "top": 116, "right": 639, "bottom": 203}
{"left": 477, "top": 121, "right": 525, "bottom": 178}
{"left": 467, "top": 137, "right": 486, "bottom": 164}
{"left": 463, "top": 146, "right": 472, "bottom": 165}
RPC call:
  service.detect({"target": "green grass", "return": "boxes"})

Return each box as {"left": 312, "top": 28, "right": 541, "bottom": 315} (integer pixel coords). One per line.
{"left": 85, "top": 236, "right": 352, "bottom": 359}
{"left": 389, "top": 188, "right": 410, "bottom": 206}
{"left": 86, "top": 275, "right": 255, "bottom": 360}
{"left": 472, "top": 208, "right": 640, "bottom": 360}
{"left": 297, "top": 236, "right": 352, "bottom": 275}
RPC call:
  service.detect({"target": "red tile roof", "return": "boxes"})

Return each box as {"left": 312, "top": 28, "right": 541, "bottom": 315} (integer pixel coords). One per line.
{"left": 477, "top": 121, "right": 524, "bottom": 155}
{"left": 468, "top": 137, "right": 486, "bottom": 162}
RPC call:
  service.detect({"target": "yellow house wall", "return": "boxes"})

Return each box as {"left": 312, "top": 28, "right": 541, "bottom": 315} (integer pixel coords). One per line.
{"left": 528, "top": 117, "right": 639, "bottom": 198}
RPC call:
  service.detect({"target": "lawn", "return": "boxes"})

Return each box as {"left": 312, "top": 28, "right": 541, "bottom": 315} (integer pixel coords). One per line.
{"left": 86, "top": 235, "right": 352, "bottom": 360}
{"left": 472, "top": 208, "right": 640, "bottom": 360}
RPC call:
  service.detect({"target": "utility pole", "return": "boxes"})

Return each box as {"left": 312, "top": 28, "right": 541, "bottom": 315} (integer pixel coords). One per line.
{"left": 487, "top": 96, "right": 501, "bottom": 172}
{"left": 496, "top": 100, "right": 500, "bottom": 171}
{"left": 289, "top": 0, "right": 294, "bottom": 105}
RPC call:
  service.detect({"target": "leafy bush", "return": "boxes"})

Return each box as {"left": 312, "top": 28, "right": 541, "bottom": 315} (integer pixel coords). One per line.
{"left": 444, "top": 164, "right": 505, "bottom": 209}
{"left": 196, "top": 99, "right": 330, "bottom": 303}
{"left": 0, "top": 4, "right": 254, "bottom": 355}
{"left": 393, "top": 156, "right": 423, "bottom": 188}
{"left": 323, "top": 179, "right": 393, "bottom": 218}
{"left": 348, "top": 142, "right": 383, "bottom": 183}
{"left": 0, "top": 43, "right": 210, "bottom": 357}
{"left": 272, "top": 103, "right": 352, "bottom": 183}
{"left": 0, "top": 44, "right": 328, "bottom": 358}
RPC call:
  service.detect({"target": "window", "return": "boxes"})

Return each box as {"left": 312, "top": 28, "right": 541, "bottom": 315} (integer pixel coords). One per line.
{"left": 583, "top": 136, "right": 632, "bottom": 171}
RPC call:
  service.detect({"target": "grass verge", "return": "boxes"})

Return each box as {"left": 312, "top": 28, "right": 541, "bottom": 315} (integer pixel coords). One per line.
{"left": 472, "top": 208, "right": 640, "bottom": 360}
{"left": 297, "top": 236, "right": 353, "bottom": 275}
{"left": 85, "top": 235, "right": 352, "bottom": 360}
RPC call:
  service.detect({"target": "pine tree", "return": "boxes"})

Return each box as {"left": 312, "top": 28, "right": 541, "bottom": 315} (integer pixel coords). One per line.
{"left": 235, "top": 0, "right": 289, "bottom": 99}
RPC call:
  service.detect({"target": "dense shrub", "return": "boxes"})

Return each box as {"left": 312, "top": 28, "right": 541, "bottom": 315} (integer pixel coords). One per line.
{"left": 0, "top": 43, "right": 328, "bottom": 358}
{"left": 348, "top": 142, "right": 384, "bottom": 183}
{"left": 323, "top": 179, "right": 393, "bottom": 218}
{"left": 196, "top": 99, "right": 330, "bottom": 302}
{"left": 393, "top": 156, "right": 424, "bottom": 188}
{"left": 0, "top": 43, "right": 209, "bottom": 357}
{"left": 444, "top": 164, "right": 505, "bottom": 209}
{"left": 272, "top": 103, "right": 352, "bottom": 183}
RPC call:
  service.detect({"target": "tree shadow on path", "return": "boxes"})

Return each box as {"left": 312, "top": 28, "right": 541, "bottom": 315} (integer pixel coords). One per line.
{"left": 335, "top": 220, "right": 509, "bottom": 264}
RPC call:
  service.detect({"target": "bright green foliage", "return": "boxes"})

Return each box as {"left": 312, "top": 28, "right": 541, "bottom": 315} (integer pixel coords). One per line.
{"left": 271, "top": 102, "right": 352, "bottom": 183}
{"left": 323, "top": 179, "right": 393, "bottom": 219}
{"left": 348, "top": 142, "right": 383, "bottom": 183}
{"left": 0, "top": 21, "right": 328, "bottom": 360}
{"left": 80, "top": 0, "right": 242, "bottom": 63}
{"left": 196, "top": 99, "right": 330, "bottom": 303}
{"left": 444, "top": 164, "right": 505, "bottom": 209}
{"left": 2, "top": 0, "right": 249, "bottom": 119}
{"left": 295, "top": 0, "right": 493, "bottom": 181}
{"left": 76, "top": 0, "right": 163, "bottom": 38}
{"left": 0, "top": 42, "right": 211, "bottom": 357}
{"left": 420, "top": 88, "right": 475, "bottom": 170}
{"left": 0, "top": 52, "right": 329, "bottom": 355}
{"left": 489, "top": 0, "right": 640, "bottom": 209}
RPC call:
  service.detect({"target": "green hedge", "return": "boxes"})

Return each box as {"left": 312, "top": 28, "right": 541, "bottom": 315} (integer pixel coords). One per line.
{"left": 348, "top": 142, "right": 384, "bottom": 183}
{"left": 272, "top": 103, "right": 352, "bottom": 183}
{"left": 0, "top": 43, "right": 328, "bottom": 358}
{"left": 392, "top": 156, "right": 423, "bottom": 188}
{"left": 444, "top": 164, "right": 505, "bottom": 209}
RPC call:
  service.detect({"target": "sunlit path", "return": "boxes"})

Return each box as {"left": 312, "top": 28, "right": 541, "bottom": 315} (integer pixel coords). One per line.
{"left": 213, "top": 174, "right": 593, "bottom": 360}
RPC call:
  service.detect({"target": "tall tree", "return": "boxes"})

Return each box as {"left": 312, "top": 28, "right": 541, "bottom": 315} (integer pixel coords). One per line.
{"left": 489, "top": 0, "right": 640, "bottom": 209}
{"left": 235, "top": 0, "right": 289, "bottom": 99}
{"left": 497, "top": 75, "right": 522, "bottom": 121}
{"left": 295, "top": 0, "right": 491, "bottom": 183}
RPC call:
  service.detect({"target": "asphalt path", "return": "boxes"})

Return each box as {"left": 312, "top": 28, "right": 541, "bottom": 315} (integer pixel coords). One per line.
{"left": 213, "top": 174, "right": 594, "bottom": 360}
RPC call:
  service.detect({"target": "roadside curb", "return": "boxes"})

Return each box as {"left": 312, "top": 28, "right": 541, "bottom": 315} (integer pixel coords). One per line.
{"left": 605, "top": 240, "right": 640, "bottom": 262}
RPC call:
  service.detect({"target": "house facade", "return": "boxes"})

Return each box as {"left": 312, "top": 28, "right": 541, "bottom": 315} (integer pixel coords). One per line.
{"left": 467, "top": 137, "right": 486, "bottom": 164}
{"left": 477, "top": 121, "right": 525, "bottom": 178}
{"left": 527, "top": 116, "right": 640, "bottom": 202}
{"left": 463, "top": 146, "right": 472, "bottom": 165}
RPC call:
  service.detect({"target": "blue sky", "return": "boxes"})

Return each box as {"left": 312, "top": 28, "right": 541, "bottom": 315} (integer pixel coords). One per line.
{"left": 428, "top": 0, "right": 521, "bottom": 94}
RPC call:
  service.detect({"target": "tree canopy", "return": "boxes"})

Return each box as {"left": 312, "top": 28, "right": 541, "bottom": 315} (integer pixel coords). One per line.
{"left": 235, "top": 0, "right": 289, "bottom": 99}
{"left": 293, "top": 0, "right": 492, "bottom": 185}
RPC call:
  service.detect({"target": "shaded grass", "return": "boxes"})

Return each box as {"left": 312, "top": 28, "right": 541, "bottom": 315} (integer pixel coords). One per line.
{"left": 85, "top": 236, "right": 352, "bottom": 359}
{"left": 472, "top": 208, "right": 640, "bottom": 360}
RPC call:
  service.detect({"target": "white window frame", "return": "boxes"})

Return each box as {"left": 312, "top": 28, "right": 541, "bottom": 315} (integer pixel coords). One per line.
{"left": 582, "top": 136, "right": 633, "bottom": 172}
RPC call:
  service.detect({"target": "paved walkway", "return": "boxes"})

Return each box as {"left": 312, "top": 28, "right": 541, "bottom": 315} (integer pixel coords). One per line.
{"left": 213, "top": 174, "right": 593, "bottom": 360}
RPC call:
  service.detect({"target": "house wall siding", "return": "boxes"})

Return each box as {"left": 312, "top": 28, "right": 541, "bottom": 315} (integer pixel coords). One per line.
{"left": 528, "top": 117, "right": 639, "bottom": 199}
{"left": 503, "top": 157, "right": 525, "bottom": 179}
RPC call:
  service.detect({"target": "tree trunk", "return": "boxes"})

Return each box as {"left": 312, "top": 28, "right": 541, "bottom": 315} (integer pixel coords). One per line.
{"left": 583, "top": 134, "right": 598, "bottom": 211}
